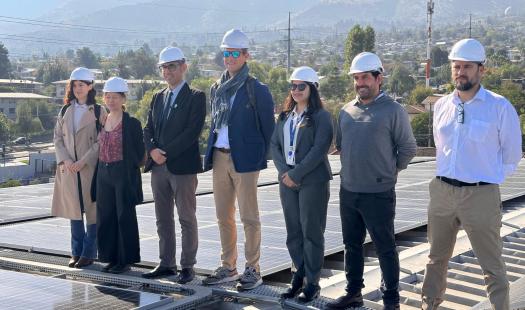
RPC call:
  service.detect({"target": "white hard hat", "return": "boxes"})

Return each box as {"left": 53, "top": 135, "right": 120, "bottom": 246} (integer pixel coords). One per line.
{"left": 70, "top": 67, "right": 95, "bottom": 81}
{"left": 448, "top": 38, "right": 486, "bottom": 63}
{"left": 158, "top": 46, "right": 185, "bottom": 65}
{"left": 289, "top": 66, "right": 319, "bottom": 84}
{"left": 220, "top": 29, "right": 249, "bottom": 49}
{"left": 349, "top": 52, "right": 384, "bottom": 74}
{"left": 103, "top": 77, "right": 128, "bottom": 93}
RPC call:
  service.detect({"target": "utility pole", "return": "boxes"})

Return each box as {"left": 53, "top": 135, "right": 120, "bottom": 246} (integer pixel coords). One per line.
{"left": 426, "top": 0, "right": 434, "bottom": 147}
{"left": 287, "top": 11, "right": 291, "bottom": 75}
{"left": 469, "top": 14, "right": 472, "bottom": 38}
{"left": 425, "top": 0, "right": 434, "bottom": 89}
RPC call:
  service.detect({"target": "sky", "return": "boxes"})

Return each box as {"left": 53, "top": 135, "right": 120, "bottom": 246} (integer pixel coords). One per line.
{"left": 2, "top": 0, "right": 64, "bottom": 18}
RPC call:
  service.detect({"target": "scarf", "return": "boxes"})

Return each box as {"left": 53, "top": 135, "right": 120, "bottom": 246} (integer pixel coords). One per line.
{"left": 212, "top": 63, "right": 250, "bottom": 131}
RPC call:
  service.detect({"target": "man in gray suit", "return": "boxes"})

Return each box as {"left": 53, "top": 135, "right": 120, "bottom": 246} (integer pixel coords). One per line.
{"left": 142, "top": 47, "right": 206, "bottom": 284}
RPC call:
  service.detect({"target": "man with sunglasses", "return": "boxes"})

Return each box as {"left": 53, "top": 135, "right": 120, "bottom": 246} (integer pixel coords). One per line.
{"left": 327, "top": 52, "right": 416, "bottom": 310}
{"left": 202, "top": 29, "right": 275, "bottom": 291}
{"left": 421, "top": 39, "right": 522, "bottom": 310}
{"left": 142, "top": 46, "right": 206, "bottom": 284}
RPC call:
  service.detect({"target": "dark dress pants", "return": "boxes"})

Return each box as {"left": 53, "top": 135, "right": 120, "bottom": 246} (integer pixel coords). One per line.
{"left": 280, "top": 181, "right": 329, "bottom": 285}
{"left": 96, "top": 161, "right": 141, "bottom": 265}
{"left": 339, "top": 186, "right": 399, "bottom": 305}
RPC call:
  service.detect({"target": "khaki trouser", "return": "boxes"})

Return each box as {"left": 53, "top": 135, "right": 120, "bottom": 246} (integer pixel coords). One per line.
{"left": 422, "top": 178, "right": 509, "bottom": 310}
{"left": 212, "top": 150, "right": 261, "bottom": 271}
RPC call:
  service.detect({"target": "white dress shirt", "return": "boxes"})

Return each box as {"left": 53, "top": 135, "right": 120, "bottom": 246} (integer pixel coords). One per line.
{"left": 283, "top": 107, "right": 306, "bottom": 165}
{"left": 73, "top": 101, "right": 88, "bottom": 132}
{"left": 433, "top": 85, "right": 522, "bottom": 184}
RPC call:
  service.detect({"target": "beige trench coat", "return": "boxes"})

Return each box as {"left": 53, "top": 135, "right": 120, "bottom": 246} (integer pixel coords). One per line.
{"left": 51, "top": 102, "right": 106, "bottom": 224}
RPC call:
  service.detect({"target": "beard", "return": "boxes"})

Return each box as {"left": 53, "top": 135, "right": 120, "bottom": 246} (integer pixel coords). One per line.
{"left": 455, "top": 80, "right": 475, "bottom": 91}
{"left": 356, "top": 86, "right": 373, "bottom": 100}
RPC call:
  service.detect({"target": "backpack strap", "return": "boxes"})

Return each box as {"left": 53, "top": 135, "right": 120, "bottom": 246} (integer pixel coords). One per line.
{"left": 245, "top": 75, "right": 261, "bottom": 135}
{"left": 60, "top": 104, "right": 71, "bottom": 117}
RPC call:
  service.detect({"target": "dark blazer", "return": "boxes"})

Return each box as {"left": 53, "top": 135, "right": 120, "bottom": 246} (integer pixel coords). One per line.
{"left": 143, "top": 83, "right": 206, "bottom": 174}
{"left": 203, "top": 78, "right": 275, "bottom": 173}
{"left": 93, "top": 112, "right": 145, "bottom": 205}
{"left": 271, "top": 108, "right": 333, "bottom": 185}
{"left": 122, "top": 112, "right": 146, "bottom": 205}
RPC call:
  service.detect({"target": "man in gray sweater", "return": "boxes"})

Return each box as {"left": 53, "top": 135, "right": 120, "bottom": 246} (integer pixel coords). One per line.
{"left": 326, "top": 52, "right": 417, "bottom": 310}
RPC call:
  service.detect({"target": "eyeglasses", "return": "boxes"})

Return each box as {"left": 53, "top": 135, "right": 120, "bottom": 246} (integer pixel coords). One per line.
{"left": 223, "top": 51, "right": 242, "bottom": 58}
{"left": 158, "top": 62, "right": 181, "bottom": 71}
{"left": 457, "top": 102, "right": 465, "bottom": 124}
{"left": 290, "top": 83, "right": 307, "bottom": 91}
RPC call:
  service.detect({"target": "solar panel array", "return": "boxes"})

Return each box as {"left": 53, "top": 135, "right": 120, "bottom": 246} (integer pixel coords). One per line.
{"left": 1, "top": 159, "right": 524, "bottom": 276}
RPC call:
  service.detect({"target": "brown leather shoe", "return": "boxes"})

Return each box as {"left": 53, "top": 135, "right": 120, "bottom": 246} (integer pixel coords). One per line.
{"left": 68, "top": 256, "right": 80, "bottom": 268}
{"left": 74, "top": 257, "right": 94, "bottom": 268}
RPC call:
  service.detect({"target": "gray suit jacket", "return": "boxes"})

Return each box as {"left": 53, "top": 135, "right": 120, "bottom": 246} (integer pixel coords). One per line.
{"left": 271, "top": 108, "right": 333, "bottom": 185}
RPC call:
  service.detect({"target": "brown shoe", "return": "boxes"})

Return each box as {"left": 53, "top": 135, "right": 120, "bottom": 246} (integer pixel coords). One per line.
{"left": 74, "top": 257, "right": 94, "bottom": 268}
{"left": 68, "top": 256, "right": 80, "bottom": 268}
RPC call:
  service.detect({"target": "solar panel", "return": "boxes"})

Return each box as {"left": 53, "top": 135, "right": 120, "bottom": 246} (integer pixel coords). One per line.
{"left": 0, "top": 269, "right": 170, "bottom": 309}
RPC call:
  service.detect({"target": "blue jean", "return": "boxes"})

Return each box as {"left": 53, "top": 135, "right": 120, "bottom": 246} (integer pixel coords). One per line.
{"left": 339, "top": 186, "right": 399, "bottom": 305}
{"left": 70, "top": 219, "right": 97, "bottom": 259}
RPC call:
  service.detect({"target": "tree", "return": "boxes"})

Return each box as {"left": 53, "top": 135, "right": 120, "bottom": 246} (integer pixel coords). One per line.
{"left": 248, "top": 61, "right": 271, "bottom": 84}
{"left": 498, "top": 81, "right": 525, "bottom": 114}
{"left": 0, "top": 112, "right": 11, "bottom": 143}
{"left": 186, "top": 58, "right": 202, "bottom": 84}
{"left": 0, "top": 42, "right": 11, "bottom": 78}
{"left": 388, "top": 64, "right": 415, "bottom": 96}
{"left": 320, "top": 73, "right": 350, "bottom": 102}
{"left": 343, "top": 25, "right": 376, "bottom": 70}
{"left": 129, "top": 45, "right": 156, "bottom": 79}
{"left": 411, "top": 112, "right": 433, "bottom": 146}
{"left": 407, "top": 85, "right": 433, "bottom": 105}
{"left": 36, "top": 58, "right": 69, "bottom": 85}
{"left": 75, "top": 47, "right": 100, "bottom": 68}
{"left": 267, "top": 67, "right": 289, "bottom": 109}
{"left": 15, "top": 102, "right": 35, "bottom": 138}
{"left": 430, "top": 46, "right": 448, "bottom": 68}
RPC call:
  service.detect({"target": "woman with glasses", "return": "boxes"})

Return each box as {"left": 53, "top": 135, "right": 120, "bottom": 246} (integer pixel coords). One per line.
{"left": 52, "top": 67, "right": 106, "bottom": 269}
{"left": 96, "top": 77, "right": 145, "bottom": 274}
{"left": 271, "top": 66, "right": 333, "bottom": 303}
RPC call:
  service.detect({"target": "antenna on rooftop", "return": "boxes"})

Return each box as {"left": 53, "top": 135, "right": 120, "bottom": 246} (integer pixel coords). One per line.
{"left": 425, "top": 0, "right": 434, "bottom": 89}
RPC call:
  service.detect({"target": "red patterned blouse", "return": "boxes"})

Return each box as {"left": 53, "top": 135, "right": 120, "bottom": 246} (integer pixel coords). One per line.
{"left": 98, "top": 122, "right": 123, "bottom": 163}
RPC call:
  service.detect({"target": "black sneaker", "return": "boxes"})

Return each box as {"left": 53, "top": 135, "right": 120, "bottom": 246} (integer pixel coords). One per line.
{"left": 102, "top": 262, "right": 117, "bottom": 273}
{"left": 236, "top": 267, "right": 262, "bottom": 291}
{"left": 325, "top": 291, "right": 364, "bottom": 309}
{"left": 297, "top": 283, "right": 320, "bottom": 303}
{"left": 177, "top": 268, "right": 195, "bottom": 284}
{"left": 202, "top": 266, "right": 239, "bottom": 285}
{"left": 109, "top": 264, "right": 131, "bottom": 274}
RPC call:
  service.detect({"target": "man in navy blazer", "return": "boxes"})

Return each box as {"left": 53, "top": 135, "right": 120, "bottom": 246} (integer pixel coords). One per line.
{"left": 142, "top": 47, "right": 206, "bottom": 284}
{"left": 202, "top": 29, "right": 274, "bottom": 291}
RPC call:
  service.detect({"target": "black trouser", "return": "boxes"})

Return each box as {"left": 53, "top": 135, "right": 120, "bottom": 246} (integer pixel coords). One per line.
{"left": 280, "top": 181, "right": 329, "bottom": 285}
{"left": 96, "top": 161, "right": 140, "bottom": 265}
{"left": 339, "top": 186, "right": 399, "bottom": 305}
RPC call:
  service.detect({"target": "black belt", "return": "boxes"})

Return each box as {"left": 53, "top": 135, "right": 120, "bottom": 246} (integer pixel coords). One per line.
{"left": 100, "top": 160, "right": 124, "bottom": 167}
{"left": 437, "top": 176, "right": 491, "bottom": 187}
{"left": 215, "top": 147, "right": 231, "bottom": 154}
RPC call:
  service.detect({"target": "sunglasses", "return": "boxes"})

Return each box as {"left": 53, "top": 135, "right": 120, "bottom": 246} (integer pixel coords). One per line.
{"left": 158, "top": 62, "right": 181, "bottom": 71}
{"left": 223, "top": 51, "right": 242, "bottom": 58}
{"left": 290, "top": 83, "right": 307, "bottom": 91}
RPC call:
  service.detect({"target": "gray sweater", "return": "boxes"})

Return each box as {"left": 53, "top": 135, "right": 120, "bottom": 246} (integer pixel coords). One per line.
{"left": 336, "top": 93, "right": 417, "bottom": 193}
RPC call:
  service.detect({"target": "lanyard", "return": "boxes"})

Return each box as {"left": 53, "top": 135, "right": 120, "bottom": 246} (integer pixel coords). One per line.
{"left": 288, "top": 113, "right": 304, "bottom": 157}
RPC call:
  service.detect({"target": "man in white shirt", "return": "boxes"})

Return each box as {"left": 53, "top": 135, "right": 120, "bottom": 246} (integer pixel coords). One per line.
{"left": 421, "top": 39, "right": 522, "bottom": 310}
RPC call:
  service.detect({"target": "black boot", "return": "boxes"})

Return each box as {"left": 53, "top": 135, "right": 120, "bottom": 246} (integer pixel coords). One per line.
{"left": 280, "top": 274, "right": 303, "bottom": 299}
{"left": 325, "top": 291, "right": 363, "bottom": 309}
{"left": 297, "top": 283, "right": 320, "bottom": 303}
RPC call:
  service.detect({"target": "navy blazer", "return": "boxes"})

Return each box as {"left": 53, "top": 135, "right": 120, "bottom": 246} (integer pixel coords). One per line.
{"left": 143, "top": 83, "right": 206, "bottom": 174}
{"left": 204, "top": 78, "right": 275, "bottom": 173}
{"left": 271, "top": 108, "right": 333, "bottom": 185}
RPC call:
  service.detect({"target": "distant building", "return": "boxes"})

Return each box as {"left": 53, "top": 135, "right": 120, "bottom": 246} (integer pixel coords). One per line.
{"left": 404, "top": 104, "right": 427, "bottom": 122}
{"left": 0, "top": 93, "right": 52, "bottom": 121}
{"left": 52, "top": 79, "right": 166, "bottom": 101}
{"left": 421, "top": 94, "right": 445, "bottom": 111}
{"left": 0, "top": 79, "right": 43, "bottom": 93}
